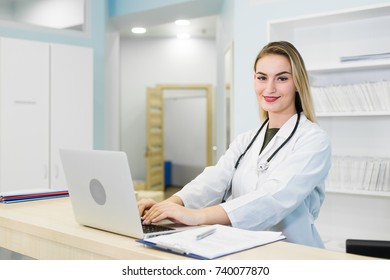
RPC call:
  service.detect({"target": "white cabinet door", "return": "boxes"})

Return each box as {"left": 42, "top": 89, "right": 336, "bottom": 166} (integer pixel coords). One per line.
{"left": 50, "top": 43, "right": 93, "bottom": 189}
{"left": 0, "top": 38, "right": 50, "bottom": 192}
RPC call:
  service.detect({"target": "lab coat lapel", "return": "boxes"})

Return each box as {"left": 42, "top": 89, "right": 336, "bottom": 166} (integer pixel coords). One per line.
{"left": 257, "top": 114, "right": 299, "bottom": 163}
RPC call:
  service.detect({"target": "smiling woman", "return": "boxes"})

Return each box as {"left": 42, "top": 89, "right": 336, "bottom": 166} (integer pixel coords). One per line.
{"left": 138, "top": 41, "right": 332, "bottom": 249}
{"left": 254, "top": 54, "right": 297, "bottom": 127}
{"left": 253, "top": 41, "right": 315, "bottom": 124}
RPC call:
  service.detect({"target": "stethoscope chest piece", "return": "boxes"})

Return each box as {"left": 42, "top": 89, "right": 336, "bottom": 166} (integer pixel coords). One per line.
{"left": 258, "top": 161, "right": 269, "bottom": 173}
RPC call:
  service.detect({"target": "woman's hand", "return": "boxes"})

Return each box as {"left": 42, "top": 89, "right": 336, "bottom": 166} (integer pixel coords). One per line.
{"left": 137, "top": 198, "right": 157, "bottom": 217}
{"left": 141, "top": 199, "right": 231, "bottom": 227}
{"left": 141, "top": 201, "right": 203, "bottom": 226}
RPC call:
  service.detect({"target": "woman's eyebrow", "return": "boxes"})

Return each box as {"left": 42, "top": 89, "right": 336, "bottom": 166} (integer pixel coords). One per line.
{"left": 256, "top": 71, "right": 292, "bottom": 76}
{"left": 275, "top": 71, "right": 292, "bottom": 76}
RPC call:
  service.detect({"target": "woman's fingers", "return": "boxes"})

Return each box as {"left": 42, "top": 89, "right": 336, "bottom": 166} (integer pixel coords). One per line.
{"left": 142, "top": 202, "right": 179, "bottom": 224}
{"left": 137, "top": 198, "right": 157, "bottom": 216}
{"left": 142, "top": 202, "right": 201, "bottom": 226}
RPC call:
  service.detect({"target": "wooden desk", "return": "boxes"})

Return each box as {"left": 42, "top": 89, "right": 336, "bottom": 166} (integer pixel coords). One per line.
{"left": 0, "top": 198, "right": 375, "bottom": 260}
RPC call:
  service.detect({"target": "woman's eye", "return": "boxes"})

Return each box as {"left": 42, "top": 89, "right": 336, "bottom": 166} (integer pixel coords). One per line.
{"left": 257, "top": 76, "right": 267, "bottom": 81}
{"left": 277, "top": 76, "right": 288, "bottom": 81}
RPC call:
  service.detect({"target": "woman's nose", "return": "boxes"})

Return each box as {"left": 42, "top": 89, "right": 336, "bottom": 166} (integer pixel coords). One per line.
{"left": 266, "top": 80, "right": 276, "bottom": 94}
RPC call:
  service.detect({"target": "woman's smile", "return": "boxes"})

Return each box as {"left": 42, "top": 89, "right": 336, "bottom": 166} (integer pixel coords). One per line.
{"left": 263, "top": 95, "right": 280, "bottom": 102}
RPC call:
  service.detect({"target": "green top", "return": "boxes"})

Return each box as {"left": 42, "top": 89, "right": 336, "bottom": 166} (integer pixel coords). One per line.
{"left": 260, "top": 127, "right": 279, "bottom": 153}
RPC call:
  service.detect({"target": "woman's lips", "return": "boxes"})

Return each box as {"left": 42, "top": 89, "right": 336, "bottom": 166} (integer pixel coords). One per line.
{"left": 263, "top": 96, "right": 280, "bottom": 102}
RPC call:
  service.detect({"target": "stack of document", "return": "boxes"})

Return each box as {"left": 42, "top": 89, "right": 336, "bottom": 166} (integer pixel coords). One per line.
{"left": 138, "top": 224, "right": 285, "bottom": 259}
{"left": 326, "top": 156, "right": 390, "bottom": 192}
{"left": 311, "top": 80, "right": 390, "bottom": 113}
{"left": 0, "top": 189, "right": 69, "bottom": 204}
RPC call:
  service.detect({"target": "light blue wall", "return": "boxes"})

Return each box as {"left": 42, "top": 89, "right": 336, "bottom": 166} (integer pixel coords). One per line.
{"left": 0, "top": 0, "right": 107, "bottom": 149}
{"left": 230, "top": 0, "right": 389, "bottom": 136}
{"left": 109, "top": 0, "right": 192, "bottom": 16}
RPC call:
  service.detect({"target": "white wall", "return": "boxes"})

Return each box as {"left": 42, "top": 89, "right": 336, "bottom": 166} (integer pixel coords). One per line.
{"left": 214, "top": 0, "right": 235, "bottom": 159}
{"left": 0, "top": 3, "right": 13, "bottom": 20}
{"left": 105, "top": 26, "right": 120, "bottom": 151}
{"left": 164, "top": 91, "right": 207, "bottom": 186}
{"left": 120, "top": 37, "right": 216, "bottom": 180}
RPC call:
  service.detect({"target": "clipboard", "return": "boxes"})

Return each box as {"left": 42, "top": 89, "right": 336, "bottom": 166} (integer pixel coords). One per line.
{"left": 137, "top": 239, "right": 208, "bottom": 260}
{"left": 136, "top": 224, "right": 286, "bottom": 260}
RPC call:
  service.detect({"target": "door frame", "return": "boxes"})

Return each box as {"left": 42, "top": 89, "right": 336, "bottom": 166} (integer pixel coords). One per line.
{"left": 145, "top": 84, "right": 213, "bottom": 191}
{"left": 158, "top": 84, "right": 213, "bottom": 166}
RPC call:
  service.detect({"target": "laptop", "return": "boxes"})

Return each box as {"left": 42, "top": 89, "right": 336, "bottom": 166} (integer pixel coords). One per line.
{"left": 59, "top": 148, "right": 187, "bottom": 239}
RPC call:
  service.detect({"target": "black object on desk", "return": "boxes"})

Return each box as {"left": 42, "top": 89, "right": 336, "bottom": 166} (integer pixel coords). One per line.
{"left": 346, "top": 239, "right": 390, "bottom": 259}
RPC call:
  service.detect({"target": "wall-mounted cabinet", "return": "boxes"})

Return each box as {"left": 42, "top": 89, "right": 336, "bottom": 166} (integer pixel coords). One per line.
{"left": 50, "top": 43, "right": 93, "bottom": 189}
{"left": 0, "top": 38, "right": 50, "bottom": 192}
{"left": 268, "top": 3, "right": 390, "bottom": 251}
{"left": 0, "top": 37, "right": 93, "bottom": 192}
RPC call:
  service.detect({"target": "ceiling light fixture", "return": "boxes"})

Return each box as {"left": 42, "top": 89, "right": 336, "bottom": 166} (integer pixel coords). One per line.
{"left": 131, "top": 27, "right": 146, "bottom": 34}
{"left": 175, "top": 19, "right": 190, "bottom": 26}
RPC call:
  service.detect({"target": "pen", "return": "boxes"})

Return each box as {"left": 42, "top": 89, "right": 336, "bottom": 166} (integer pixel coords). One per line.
{"left": 196, "top": 228, "right": 216, "bottom": 240}
{"left": 158, "top": 243, "right": 190, "bottom": 255}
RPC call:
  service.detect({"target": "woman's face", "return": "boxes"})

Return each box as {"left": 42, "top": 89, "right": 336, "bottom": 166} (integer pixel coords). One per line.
{"left": 254, "top": 54, "right": 297, "bottom": 118}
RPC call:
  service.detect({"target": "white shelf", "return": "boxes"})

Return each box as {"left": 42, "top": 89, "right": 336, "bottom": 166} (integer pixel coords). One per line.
{"left": 269, "top": 3, "right": 390, "bottom": 75}
{"left": 307, "top": 59, "right": 390, "bottom": 74}
{"left": 268, "top": 3, "right": 390, "bottom": 196}
{"left": 269, "top": 4, "right": 390, "bottom": 252}
{"left": 268, "top": 3, "right": 390, "bottom": 29}
{"left": 326, "top": 188, "right": 390, "bottom": 198}
{"left": 316, "top": 111, "right": 390, "bottom": 117}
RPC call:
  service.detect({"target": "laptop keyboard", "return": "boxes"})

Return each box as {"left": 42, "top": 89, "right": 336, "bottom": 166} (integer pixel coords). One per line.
{"left": 142, "top": 223, "right": 176, "bottom": 234}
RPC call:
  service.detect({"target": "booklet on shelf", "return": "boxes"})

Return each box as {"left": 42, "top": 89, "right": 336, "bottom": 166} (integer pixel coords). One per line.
{"left": 311, "top": 81, "right": 390, "bottom": 114}
{"left": 326, "top": 156, "right": 390, "bottom": 193}
{"left": 340, "top": 52, "right": 390, "bottom": 62}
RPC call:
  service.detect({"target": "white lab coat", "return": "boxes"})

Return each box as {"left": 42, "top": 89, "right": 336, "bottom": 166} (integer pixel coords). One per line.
{"left": 175, "top": 113, "right": 332, "bottom": 248}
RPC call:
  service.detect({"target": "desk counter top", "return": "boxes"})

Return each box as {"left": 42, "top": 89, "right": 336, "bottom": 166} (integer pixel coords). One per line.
{"left": 0, "top": 197, "right": 374, "bottom": 260}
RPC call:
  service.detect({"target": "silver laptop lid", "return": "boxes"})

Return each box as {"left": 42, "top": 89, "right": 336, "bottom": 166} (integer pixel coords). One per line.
{"left": 59, "top": 149, "right": 144, "bottom": 239}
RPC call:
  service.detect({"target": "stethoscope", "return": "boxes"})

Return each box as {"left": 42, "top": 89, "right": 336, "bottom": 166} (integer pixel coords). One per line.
{"left": 223, "top": 113, "right": 301, "bottom": 202}
{"left": 235, "top": 112, "right": 301, "bottom": 173}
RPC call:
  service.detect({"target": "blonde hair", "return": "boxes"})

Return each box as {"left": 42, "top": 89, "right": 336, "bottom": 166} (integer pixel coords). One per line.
{"left": 254, "top": 41, "right": 316, "bottom": 122}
